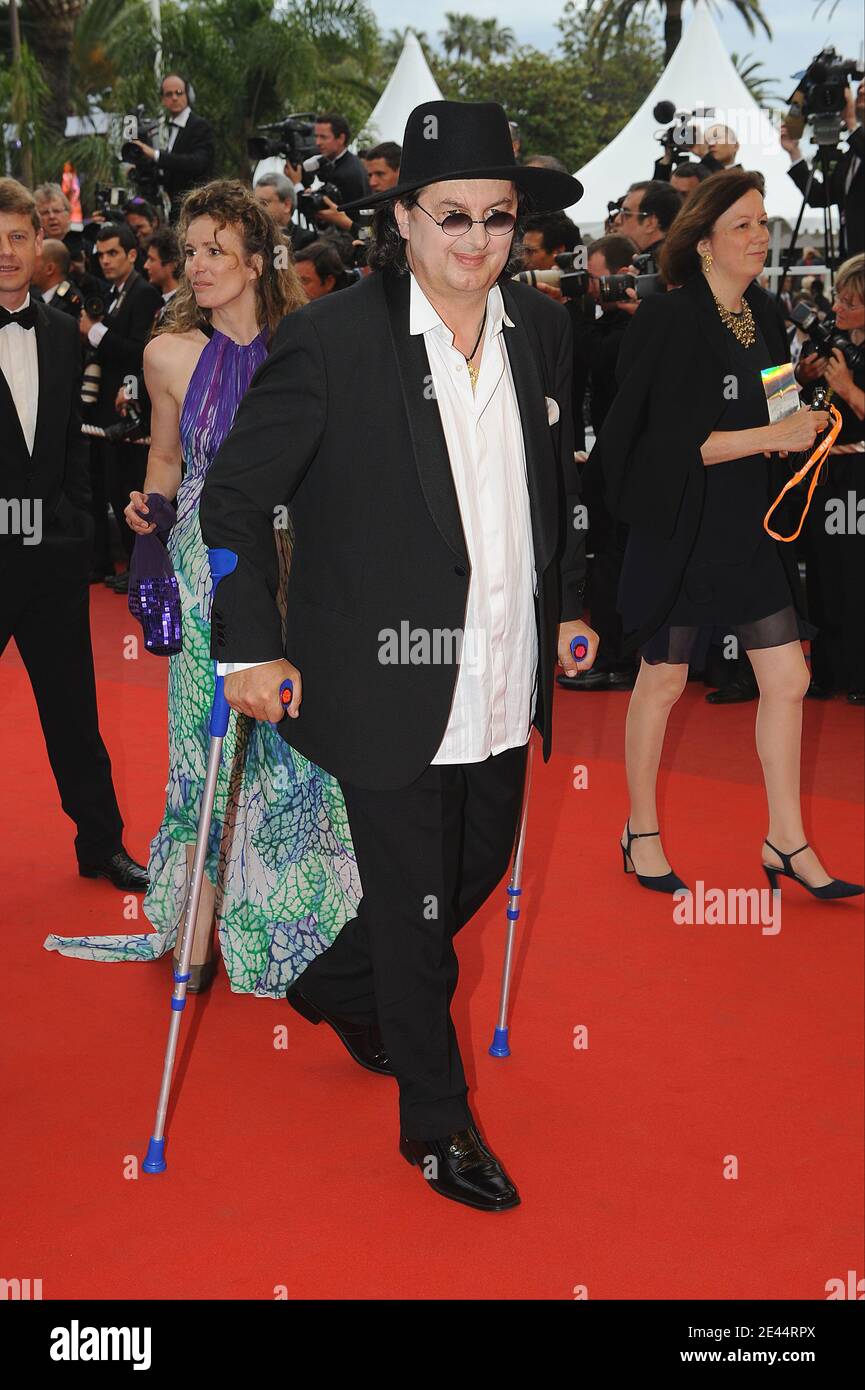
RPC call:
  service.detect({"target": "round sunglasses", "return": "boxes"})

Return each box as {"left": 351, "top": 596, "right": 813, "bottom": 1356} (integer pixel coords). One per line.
{"left": 415, "top": 203, "right": 517, "bottom": 236}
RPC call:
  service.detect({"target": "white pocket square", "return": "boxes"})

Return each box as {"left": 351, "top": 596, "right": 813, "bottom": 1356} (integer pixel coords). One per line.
{"left": 545, "top": 395, "right": 560, "bottom": 425}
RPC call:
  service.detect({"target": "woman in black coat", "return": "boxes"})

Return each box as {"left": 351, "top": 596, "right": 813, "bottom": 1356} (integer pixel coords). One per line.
{"left": 596, "top": 170, "right": 862, "bottom": 900}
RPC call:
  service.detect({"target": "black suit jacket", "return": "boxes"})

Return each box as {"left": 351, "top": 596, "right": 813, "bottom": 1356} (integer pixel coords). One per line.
{"left": 90, "top": 271, "right": 162, "bottom": 427}
{"left": 594, "top": 273, "right": 802, "bottom": 648}
{"left": 158, "top": 111, "right": 216, "bottom": 212}
{"left": 306, "top": 149, "right": 369, "bottom": 206}
{"left": 788, "top": 128, "right": 864, "bottom": 258}
{"left": 0, "top": 302, "right": 93, "bottom": 552}
{"left": 199, "top": 269, "right": 586, "bottom": 790}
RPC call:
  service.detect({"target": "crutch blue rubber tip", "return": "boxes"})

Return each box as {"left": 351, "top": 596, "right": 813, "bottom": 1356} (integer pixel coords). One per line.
{"left": 570, "top": 635, "right": 589, "bottom": 661}
{"left": 489, "top": 1027, "right": 511, "bottom": 1058}
{"left": 142, "top": 1137, "right": 167, "bottom": 1174}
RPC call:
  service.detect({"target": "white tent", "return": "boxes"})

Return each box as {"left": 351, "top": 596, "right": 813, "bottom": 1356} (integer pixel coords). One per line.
{"left": 567, "top": 0, "right": 819, "bottom": 230}
{"left": 358, "top": 30, "right": 443, "bottom": 147}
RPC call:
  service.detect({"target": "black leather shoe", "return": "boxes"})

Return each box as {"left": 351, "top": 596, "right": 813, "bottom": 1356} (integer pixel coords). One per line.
{"left": 399, "top": 1124, "right": 520, "bottom": 1211}
{"left": 286, "top": 982, "right": 394, "bottom": 1076}
{"left": 805, "top": 680, "right": 834, "bottom": 700}
{"left": 78, "top": 848, "right": 148, "bottom": 891}
{"left": 557, "top": 668, "right": 634, "bottom": 691}
{"left": 105, "top": 571, "right": 129, "bottom": 593}
{"left": 847, "top": 690, "right": 864, "bottom": 706}
{"left": 705, "top": 678, "right": 758, "bottom": 704}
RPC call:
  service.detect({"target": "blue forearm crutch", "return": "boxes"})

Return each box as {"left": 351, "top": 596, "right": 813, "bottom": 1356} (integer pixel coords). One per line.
{"left": 142, "top": 548, "right": 293, "bottom": 1174}
{"left": 488, "top": 634, "right": 589, "bottom": 1059}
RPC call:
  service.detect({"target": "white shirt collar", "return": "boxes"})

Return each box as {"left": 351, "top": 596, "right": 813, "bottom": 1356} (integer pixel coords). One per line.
{"left": 170, "top": 105, "right": 192, "bottom": 129}
{"left": 409, "top": 272, "right": 514, "bottom": 341}
{"left": 42, "top": 284, "right": 57, "bottom": 304}
{"left": 3, "top": 290, "right": 31, "bottom": 314}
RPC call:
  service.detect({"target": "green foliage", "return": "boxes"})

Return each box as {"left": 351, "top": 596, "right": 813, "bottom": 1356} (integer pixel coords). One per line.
{"left": 430, "top": 8, "right": 664, "bottom": 173}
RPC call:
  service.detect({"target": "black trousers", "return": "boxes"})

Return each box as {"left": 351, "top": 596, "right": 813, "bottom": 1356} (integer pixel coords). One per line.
{"left": 583, "top": 463, "right": 632, "bottom": 672}
{"left": 100, "top": 439, "right": 148, "bottom": 567}
{"left": 88, "top": 439, "right": 112, "bottom": 572}
{"left": 803, "top": 467, "right": 865, "bottom": 693}
{"left": 0, "top": 534, "right": 124, "bottom": 864}
{"left": 299, "top": 743, "right": 529, "bottom": 1139}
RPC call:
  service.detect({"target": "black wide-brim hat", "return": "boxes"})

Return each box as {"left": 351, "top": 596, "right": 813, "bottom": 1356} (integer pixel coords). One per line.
{"left": 339, "top": 100, "right": 583, "bottom": 215}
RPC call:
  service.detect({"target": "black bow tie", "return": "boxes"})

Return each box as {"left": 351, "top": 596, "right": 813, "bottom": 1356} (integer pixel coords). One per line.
{"left": 0, "top": 303, "right": 36, "bottom": 330}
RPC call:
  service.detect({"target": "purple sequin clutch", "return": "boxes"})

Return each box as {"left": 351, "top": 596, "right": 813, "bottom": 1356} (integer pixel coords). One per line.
{"left": 127, "top": 494, "right": 183, "bottom": 656}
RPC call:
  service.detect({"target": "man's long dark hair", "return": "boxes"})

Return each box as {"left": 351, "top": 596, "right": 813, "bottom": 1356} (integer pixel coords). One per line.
{"left": 366, "top": 185, "right": 534, "bottom": 279}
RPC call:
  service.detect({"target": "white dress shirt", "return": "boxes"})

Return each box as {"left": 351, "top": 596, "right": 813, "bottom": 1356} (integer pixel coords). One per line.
{"left": 217, "top": 275, "right": 539, "bottom": 767}
{"left": 153, "top": 103, "right": 191, "bottom": 162}
{"left": 0, "top": 291, "right": 38, "bottom": 454}
{"left": 411, "top": 274, "right": 537, "bottom": 764}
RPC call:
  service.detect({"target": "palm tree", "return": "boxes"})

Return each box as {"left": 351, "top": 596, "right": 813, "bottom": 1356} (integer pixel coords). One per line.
{"left": 731, "top": 50, "right": 779, "bottom": 107}
{"left": 21, "top": 0, "right": 87, "bottom": 138}
{"left": 440, "top": 12, "right": 479, "bottom": 62}
{"left": 583, "top": 0, "right": 771, "bottom": 66}
{"left": 472, "top": 19, "right": 516, "bottom": 64}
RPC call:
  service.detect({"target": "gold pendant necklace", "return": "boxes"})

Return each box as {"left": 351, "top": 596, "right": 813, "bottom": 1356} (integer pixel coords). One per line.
{"left": 712, "top": 291, "right": 756, "bottom": 348}
{"left": 463, "top": 306, "right": 487, "bottom": 390}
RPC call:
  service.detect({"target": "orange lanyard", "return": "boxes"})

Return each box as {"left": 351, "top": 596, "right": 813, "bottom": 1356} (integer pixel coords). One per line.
{"left": 763, "top": 404, "right": 843, "bottom": 542}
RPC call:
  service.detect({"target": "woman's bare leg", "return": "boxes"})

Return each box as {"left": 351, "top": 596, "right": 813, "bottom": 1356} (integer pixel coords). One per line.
{"left": 623, "top": 657, "right": 689, "bottom": 876}
{"left": 748, "top": 641, "right": 832, "bottom": 886}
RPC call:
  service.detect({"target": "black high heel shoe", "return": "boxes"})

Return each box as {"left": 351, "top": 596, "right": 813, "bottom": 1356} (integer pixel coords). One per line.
{"left": 762, "top": 840, "right": 864, "bottom": 901}
{"left": 621, "top": 823, "right": 689, "bottom": 895}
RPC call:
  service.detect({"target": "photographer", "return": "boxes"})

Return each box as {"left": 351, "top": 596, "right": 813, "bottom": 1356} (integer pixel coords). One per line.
{"left": 655, "top": 122, "right": 740, "bottom": 183}
{"left": 31, "top": 238, "right": 82, "bottom": 320}
{"left": 612, "top": 180, "right": 683, "bottom": 269}
{"left": 669, "top": 161, "right": 710, "bottom": 201}
{"left": 127, "top": 74, "right": 215, "bottom": 223}
{"left": 123, "top": 197, "right": 160, "bottom": 249}
{"left": 517, "top": 211, "right": 588, "bottom": 448}
{"left": 294, "top": 240, "right": 356, "bottom": 299}
{"left": 143, "top": 227, "right": 181, "bottom": 310}
{"left": 780, "top": 81, "right": 864, "bottom": 258}
{"left": 291, "top": 113, "right": 369, "bottom": 209}
{"left": 82, "top": 222, "right": 161, "bottom": 587}
{"left": 795, "top": 253, "right": 865, "bottom": 703}
{"left": 560, "top": 235, "right": 639, "bottom": 693}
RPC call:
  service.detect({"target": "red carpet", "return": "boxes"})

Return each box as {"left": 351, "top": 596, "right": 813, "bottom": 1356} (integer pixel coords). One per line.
{"left": 2, "top": 585, "right": 862, "bottom": 1301}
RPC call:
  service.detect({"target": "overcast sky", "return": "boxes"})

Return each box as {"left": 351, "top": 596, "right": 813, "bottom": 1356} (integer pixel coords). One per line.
{"left": 371, "top": 0, "right": 864, "bottom": 96}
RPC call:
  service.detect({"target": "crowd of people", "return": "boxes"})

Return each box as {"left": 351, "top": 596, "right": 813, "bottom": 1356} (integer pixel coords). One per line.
{"left": 2, "top": 80, "right": 863, "bottom": 1212}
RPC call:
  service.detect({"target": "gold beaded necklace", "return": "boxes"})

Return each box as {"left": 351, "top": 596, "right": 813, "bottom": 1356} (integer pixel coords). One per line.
{"left": 710, "top": 289, "right": 756, "bottom": 348}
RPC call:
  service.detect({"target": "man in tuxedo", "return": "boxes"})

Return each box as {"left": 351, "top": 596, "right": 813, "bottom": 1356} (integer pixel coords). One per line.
{"left": 127, "top": 73, "right": 215, "bottom": 223}
{"left": 81, "top": 221, "right": 161, "bottom": 587}
{"left": 0, "top": 179, "right": 147, "bottom": 891}
{"left": 199, "top": 101, "right": 598, "bottom": 1211}
{"left": 780, "top": 82, "right": 865, "bottom": 259}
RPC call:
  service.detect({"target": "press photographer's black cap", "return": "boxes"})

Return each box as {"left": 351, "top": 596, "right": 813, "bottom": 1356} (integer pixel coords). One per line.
{"left": 339, "top": 100, "right": 583, "bottom": 214}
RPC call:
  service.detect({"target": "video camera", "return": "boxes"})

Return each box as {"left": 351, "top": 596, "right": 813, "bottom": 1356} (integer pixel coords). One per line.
{"left": 247, "top": 114, "right": 318, "bottom": 165}
{"left": 119, "top": 107, "right": 163, "bottom": 200}
{"left": 786, "top": 48, "right": 863, "bottom": 145}
{"left": 652, "top": 101, "right": 715, "bottom": 164}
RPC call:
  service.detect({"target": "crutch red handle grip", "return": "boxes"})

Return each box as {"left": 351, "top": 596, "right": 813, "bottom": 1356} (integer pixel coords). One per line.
{"left": 271, "top": 678, "right": 294, "bottom": 724}
{"left": 570, "top": 635, "right": 589, "bottom": 662}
